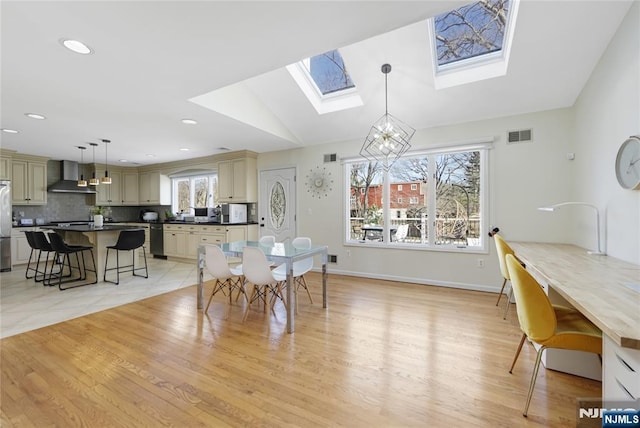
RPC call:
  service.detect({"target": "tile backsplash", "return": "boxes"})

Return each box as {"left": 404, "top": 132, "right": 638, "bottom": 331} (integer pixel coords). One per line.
{"left": 12, "top": 160, "right": 169, "bottom": 223}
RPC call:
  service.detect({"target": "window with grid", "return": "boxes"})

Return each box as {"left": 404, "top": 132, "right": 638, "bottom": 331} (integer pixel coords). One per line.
{"left": 346, "top": 143, "right": 488, "bottom": 250}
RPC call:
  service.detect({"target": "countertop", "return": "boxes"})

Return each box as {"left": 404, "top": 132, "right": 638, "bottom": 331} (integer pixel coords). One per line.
{"left": 41, "top": 224, "right": 145, "bottom": 233}
{"left": 13, "top": 220, "right": 259, "bottom": 229}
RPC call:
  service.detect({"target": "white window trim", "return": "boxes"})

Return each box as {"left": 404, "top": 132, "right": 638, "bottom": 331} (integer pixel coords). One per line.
{"left": 286, "top": 61, "right": 363, "bottom": 115}
{"left": 343, "top": 141, "right": 491, "bottom": 253}
{"left": 428, "top": 0, "right": 521, "bottom": 90}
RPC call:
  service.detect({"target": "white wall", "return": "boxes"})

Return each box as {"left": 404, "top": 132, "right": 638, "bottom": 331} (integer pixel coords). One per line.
{"left": 257, "top": 2, "right": 640, "bottom": 289}
{"left": 572, "top": 1, "right": 640, "bottom": 264}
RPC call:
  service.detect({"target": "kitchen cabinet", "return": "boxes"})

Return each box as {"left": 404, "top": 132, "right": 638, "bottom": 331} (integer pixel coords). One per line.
{"left": 94, "top": 167, "right": 139, "bottom": 206}
{"left": 139, "top": 170, "right": 170, "bottom": 205}
{"left": 0, "top": 155, "right": 11, "bottom": 180}
{"left": 164, "top": 224, "right": 256, "bottom": 260}
{"left": 94, "top": 168, "right": 122, "bottom": 206}
{"left": 217, "top": 156, "right": 257, "bottom": 202}
{"left": 11, "top": 227, "right": 38, "bottom": 266}
{"left": 198, "top": 225, "right": 226, "bottom": 246}
{"left": 11, "top": 156, "right": 48, "bottom": 205}
{"left": 121, "top": 170, "right": 139, "bottom": 205}
{"left": 163, "top": 224, "right": 199, "bottom": 259}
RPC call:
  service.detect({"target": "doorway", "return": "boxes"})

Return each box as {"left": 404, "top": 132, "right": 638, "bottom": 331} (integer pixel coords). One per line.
{"left": 259, "top": 167, "right": 296, "bottom": 243}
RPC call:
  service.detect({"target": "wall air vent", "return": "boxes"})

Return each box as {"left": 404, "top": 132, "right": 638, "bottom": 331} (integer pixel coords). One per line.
{"left": 324, "top": 153, "right": 337, "bottom": 163}
{"left": 507, "top": 129, "right": 533, "bottom": 144}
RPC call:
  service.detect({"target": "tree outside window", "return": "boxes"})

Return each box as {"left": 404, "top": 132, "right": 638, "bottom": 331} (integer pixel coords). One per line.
{"left": 347, "top": 146, "right": 484, "bottom": 248}
{"left": 172, "top": 174, "right": 218, "bottom": 215}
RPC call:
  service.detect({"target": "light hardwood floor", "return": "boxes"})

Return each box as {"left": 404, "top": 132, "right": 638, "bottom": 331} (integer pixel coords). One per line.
{"left": 1, "top": 272, "right": 600, "bottom": 427}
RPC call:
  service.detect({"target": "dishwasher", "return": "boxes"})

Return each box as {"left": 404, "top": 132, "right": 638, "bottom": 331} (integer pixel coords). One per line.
{"left": 149, "top": 223, "right": 166, "bottom": 259}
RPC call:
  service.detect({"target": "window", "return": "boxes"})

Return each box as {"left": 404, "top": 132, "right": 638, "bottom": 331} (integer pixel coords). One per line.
{"left": 397, "top": 197, "right": 403, "bottom": 204}
{"left": 429, "top": 0, "right": 519, "bottom": 89}
{"left": 398, "top": 184, "right": 403, "bottom": 191}
{"left": 286, "top": 49, "right": 363, "bottom": 114}
{"left": 346, "top": 143, "right": 489, "bottom": 250}
{"left": 171, "top": 173, "right": 218, "bottom": 215}
{"left": 411, "top": 183, "right": 417, "bottom": 190}
{"left": 303, "top": 50, "right": 355, "bottom": 95}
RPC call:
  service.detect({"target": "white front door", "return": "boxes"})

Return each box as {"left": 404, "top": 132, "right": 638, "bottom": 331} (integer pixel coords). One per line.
{"left": 259, "top": 168, "right": 296, "bottom": 243}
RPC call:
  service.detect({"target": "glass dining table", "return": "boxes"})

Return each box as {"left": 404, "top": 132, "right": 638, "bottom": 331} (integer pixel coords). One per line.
{"left": 197, "top": 240, "right": 329, "bottom": 333}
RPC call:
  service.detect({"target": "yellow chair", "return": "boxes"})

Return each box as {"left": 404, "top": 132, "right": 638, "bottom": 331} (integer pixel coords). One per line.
{"left": 493, "top": 233, "right": 516, "bottom": 319}
{"left": 505, "top": 254, "right": 602, "bottom": 417}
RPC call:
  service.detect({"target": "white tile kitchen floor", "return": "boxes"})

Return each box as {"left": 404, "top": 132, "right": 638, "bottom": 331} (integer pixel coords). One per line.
{"left": 0, "top": 257, "right": 200, "bottom": 339}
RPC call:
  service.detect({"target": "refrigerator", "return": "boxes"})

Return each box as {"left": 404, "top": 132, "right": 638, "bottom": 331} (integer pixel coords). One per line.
{"left": 0, "top": 180, "right": 11, "bottom": 272}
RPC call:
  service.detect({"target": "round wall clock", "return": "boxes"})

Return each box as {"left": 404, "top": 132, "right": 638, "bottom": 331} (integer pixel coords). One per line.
{"left": 615, "top": 135, "right": 640, "bottom": 190}
{"left": 305, "top": 166, "right": 333, "bottom": 199}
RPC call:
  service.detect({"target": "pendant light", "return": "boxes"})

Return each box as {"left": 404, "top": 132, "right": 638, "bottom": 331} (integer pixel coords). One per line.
{"left": 101, "top": 139, "right": 112, "bottom": 184}
{"left": 89, "top": 143, "right": 100, "bottom": 186}
{"left": 359, "top": 63, "right": 415, "bottom": 171}
{"left": 77, "top": 146, "right": 87, "bottom": 187}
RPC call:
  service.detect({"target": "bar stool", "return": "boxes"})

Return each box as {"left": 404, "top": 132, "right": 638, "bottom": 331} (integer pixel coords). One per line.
{"left": 46, "top": 232, "right": 98, "bottom": 290}
{"left": 23, "top": 231, "right": 40, "bottom": 280}
{"left": 31, "top": 231, "right": 61, "bottom": 284}
{"left": 104, "top": 229, "right": 148, "bottom": 285}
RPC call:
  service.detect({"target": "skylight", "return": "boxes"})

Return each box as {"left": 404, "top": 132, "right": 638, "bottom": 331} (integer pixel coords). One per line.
{"left": 302, "top": 50, "right": 355, "bottom": 95}
{"left": 287, "top": 49, "right": 362, "bottom": 115}
{"left": 429, "top": 0, "right": 519, "bottom": 89}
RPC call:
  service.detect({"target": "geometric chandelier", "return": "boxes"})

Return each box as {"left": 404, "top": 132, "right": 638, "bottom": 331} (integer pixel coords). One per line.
{"left": 359, "top": 63, "right": 415, "bottom": 171}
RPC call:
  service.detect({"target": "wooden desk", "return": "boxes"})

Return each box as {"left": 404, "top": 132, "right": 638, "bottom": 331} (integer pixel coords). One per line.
{"left": 509, "top": 242, "right": 640, "bottom": 350}
{"left": 510, "top": 242, "right": 640, "bottom": 400}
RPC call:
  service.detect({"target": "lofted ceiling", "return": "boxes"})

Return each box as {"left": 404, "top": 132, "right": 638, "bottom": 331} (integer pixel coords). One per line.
{"left": 0, "top": 1, "right": 633, "bottom": 166}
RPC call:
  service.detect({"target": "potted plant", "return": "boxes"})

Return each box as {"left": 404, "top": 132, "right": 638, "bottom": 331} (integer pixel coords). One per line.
{"left": 90, "top": 206, "right": 105, "bottom": 227}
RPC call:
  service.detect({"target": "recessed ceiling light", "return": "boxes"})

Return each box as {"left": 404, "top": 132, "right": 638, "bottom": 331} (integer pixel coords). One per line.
{"left": 179, "top": 148, "right": 190, "bottom": 152}
{"left": 1, "top": 128, "right": 18, "bottom": 134}
{"left": 181, "top": 119, "right": 197, "bottom": 125}
{"left": 119, "top": 159, "right": 129, "bottom": 163}
{"left": 146, "top": 154, "right": 156, "bottom": 158}
{"left": 60, "top": 38, "right": 93, "bottom": 55}
{"left": 25, "top": 113, "right": 46, "bottom": 120}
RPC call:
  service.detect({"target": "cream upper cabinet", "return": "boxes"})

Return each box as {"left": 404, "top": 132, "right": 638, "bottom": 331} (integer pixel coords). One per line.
{"left": 94, "top": 167, "right": 122, "bottom": 206}
{"left": 94, "top": 167, "right": 138, "bottom": 206}
{"left": 11, "top": 156, "right": 47, "bottom": 205}
{"left": 139, "top": 170, "right": 170, "bottom": 205}
{"left": 121, "top": 170, "right": 139, "bottom": 205}
{"left": 0, "top": 156, "right": 11, "bottom": 180}
{"left": 217, "top": 157, "right": 257, "bottom": 202}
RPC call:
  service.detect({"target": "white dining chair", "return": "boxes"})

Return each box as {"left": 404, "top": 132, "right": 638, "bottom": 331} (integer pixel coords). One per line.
{"left": 241, "top": 246, "right": 287, "bottom": 322}
{"left": 272, "top": 237, "right": 313, "bottom": 313}
{"left": 204, "top": 244, "right": 246, "bottom": 319}
{"left": 231, "top": 235, "right": 276, "bottom": 301}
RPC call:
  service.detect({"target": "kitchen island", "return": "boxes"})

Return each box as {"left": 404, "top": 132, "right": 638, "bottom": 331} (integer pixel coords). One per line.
{"left": 42, "top": 224, "right": 144, "bottom": 283}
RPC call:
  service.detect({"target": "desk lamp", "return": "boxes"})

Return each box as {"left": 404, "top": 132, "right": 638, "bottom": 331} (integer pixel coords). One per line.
{"left": 537, "top": 202, "right": 605, "bottom": 255}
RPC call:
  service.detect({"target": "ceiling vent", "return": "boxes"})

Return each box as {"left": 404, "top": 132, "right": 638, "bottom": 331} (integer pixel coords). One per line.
{"left": 324, "top": 153, "right": 337, "bottom": 163}
{"left": 507, "top": 129, "right": 533, "bottom": 144}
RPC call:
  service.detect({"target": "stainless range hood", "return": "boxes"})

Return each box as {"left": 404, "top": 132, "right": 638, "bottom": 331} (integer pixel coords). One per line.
{"left": 47, "top": 160, "right": 97, "bottom": 194}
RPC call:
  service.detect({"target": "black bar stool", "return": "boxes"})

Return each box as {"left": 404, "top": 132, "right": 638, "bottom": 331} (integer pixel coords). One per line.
{"left": 30, "top": 231, "right": 61, "bottom": 284}
{"left": 46, "top": 232, "right": 98, "bottom": 290}
{"left": 23, "top": 231, "right": 40, "bottom": 280}
{"left": 104, "top": 229, "right": 148, "bottom": 285}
